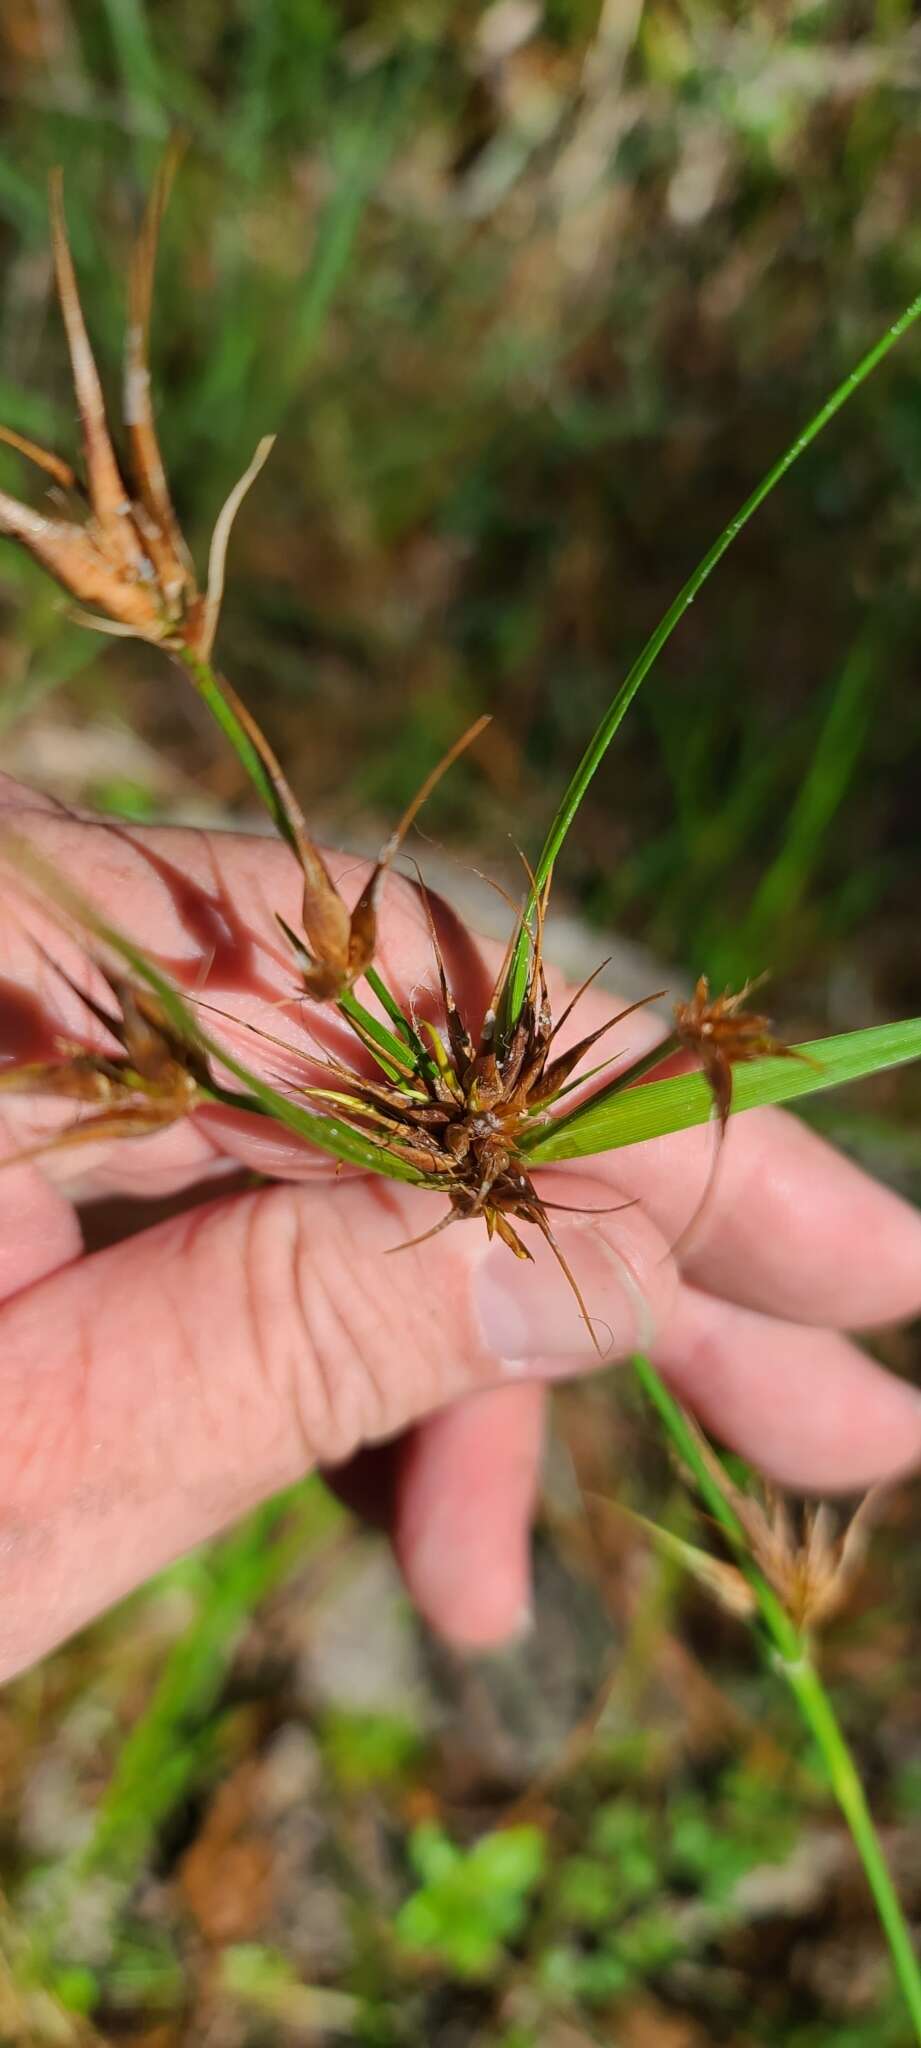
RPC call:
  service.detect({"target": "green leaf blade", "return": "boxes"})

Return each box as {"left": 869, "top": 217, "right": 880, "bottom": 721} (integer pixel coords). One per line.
{"left": 502, "top": 286, "right": 921, "bottom": 1026}
{"left": 525, "top": 1018, "right": 921, "bottom": 1162}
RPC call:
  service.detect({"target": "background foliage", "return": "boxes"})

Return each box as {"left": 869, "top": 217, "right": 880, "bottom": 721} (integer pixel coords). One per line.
{"left": 2, "top": 2, "right": 921, "bottom": 2042}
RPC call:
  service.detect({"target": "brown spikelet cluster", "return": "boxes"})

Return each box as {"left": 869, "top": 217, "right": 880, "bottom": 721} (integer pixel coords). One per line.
{"left": 0, "top": 164, "right": 415, "bottom": 1003}
{"left": 680, "top": 1420, "right": 883, "bottom": 1634}
{"left": 0, "top": 948, "right": 206, "bottom": 1155}
{"left": 283, "top": 884, "right": 659, "bottom": 1348}
{"left": 0, "top": 161, "right": 238, "bottom": 653}
{"left": 674, "top": 975, "right": 805, "bottom": 1133}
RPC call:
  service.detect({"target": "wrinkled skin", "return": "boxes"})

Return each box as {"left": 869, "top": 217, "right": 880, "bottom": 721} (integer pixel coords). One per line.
{"left": 2, "top": 772, "right": 921, "bottom": 1684}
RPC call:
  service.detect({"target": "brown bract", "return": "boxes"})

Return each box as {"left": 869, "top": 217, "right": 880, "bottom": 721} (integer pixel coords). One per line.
{"left": 0, "top": 171, "right": 496, "bottom": 1007}
{"left": 0, "top": 949, "right": 206, "bottom": 1157}
{"left": 674, "top": 974, "right": 806, "bottom": 1131}
{"left": 683, "top": 1421, "right": 883, "bottom": 1634}
{"left": 272, "top": 712, "right": 493, "bottom": 1001}
{"left": 0, "top": 163, "right": 248, "bottom": 653}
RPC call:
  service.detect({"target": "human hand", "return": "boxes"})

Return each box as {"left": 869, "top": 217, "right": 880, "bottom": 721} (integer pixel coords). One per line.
{"left": 2, "top": 776, "right": 920, "bottom": 1683}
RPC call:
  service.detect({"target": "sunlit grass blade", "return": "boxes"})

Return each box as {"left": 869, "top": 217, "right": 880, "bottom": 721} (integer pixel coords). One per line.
{"left": 524, "top": 1017, "right": 921, "bottom": 1162}
{"left": 206, "top": 1029, "right": 433, "bottom": 1183}
{"left": 503, "top": 286, "right": 921, "bottom": 1024}
{"left": 337, "top": 982, "right": 422, "bottom": 1081}
{"left": 364, "top": 962, "right": 432, "bottom": 1073}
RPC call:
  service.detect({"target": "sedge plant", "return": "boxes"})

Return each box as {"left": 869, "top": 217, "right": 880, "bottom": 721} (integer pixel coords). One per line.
{"left": 629, "top": 1358, "right": 921, "bottom": 2038}
{"left": 2, "top": 171, "right": 921, "bottom": 2024}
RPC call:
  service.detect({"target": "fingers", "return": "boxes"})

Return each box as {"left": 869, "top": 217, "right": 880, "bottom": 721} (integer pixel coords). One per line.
{"left": 391, "top": 1384, "right": 546, "bottom": 1647}
{"left": 0, "top": 773, "right": 65, "bottom": 817}
{"left": 607, "top": 1107, "right": 921, "bottom": 1332}
{"left": 0, "top": 1117, "right": 80, "bottom": 1301}
{"left": 0, "top": 1170, "right": 672, "bottom": 1679}
{"left": 0, "top": 796, "right": 451, "bottom": 1196}
{"left": 2, "top": 786, "right": 920, "bottom": 1337}
{"left": 0, "top": 789, "right": 439, "bottom": 1010}
{"left": 326, "top": 1386, "right": 546, "bottom": 1647}
{"left": 654, "top": 1282, "right": 921, "bottom": 1492}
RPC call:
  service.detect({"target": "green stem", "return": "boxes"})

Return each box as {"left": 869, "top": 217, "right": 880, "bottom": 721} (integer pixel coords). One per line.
{"left": 172, "top": 643, "right": 423, "bottom": 1076}
{"left": 632, "top": 1353, "right": 798, "bottom": 1656}
{"left": 504, "top": 286, "right": 921, "bottom": 1023}
{"left": 632, "top": 1353, "right": 921, "bottom": 2038}
{"left": 785, "top": 1657, "right": 921, "bottom": 2037}
{"left": 173, "top": 642, "right": 299, "bottom": 855}
{"left": 337, "top": 983, "right": 417, "bottom": 1080}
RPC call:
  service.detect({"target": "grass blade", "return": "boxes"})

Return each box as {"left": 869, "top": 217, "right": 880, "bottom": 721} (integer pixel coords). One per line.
{"left": 503, "top": 287, "right": 921, "bottom": 1022}
{"left": 99, "top": 0, "right": 167, "bottom": 139}
{"left": 525, "top": 1016, "right": 921, "bottom": 1162}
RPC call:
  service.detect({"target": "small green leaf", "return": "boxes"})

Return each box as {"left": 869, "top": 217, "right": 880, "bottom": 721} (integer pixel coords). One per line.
{"left": 396, "top": 1824, "right": 546, "bottom": 1979}
{"left": 556, "top": 1854, "right": 625, "bottom": 1927}
{"left": 469, "top": 1827, "right": 546, "bottom": 1895}
{"left": 51, "top": 1964, "right": 98, "bottom": 2015}
{"left": 408, "top": 1821, "right": 461, "bottom": 1886}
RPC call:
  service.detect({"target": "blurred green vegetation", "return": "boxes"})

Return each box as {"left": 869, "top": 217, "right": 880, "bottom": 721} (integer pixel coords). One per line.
{"left": 2, "top": 0, "right": 921, "bottom": 1018}
{"left": 3, "top": 3, "right": 921, "bottom": 2043}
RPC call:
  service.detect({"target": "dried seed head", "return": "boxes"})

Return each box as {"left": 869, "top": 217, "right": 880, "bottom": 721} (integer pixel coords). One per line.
{"left": 0, "top": 948, "right": 206, "bottom": 1162}
{"left": 666, "top": 975, "right": 814, "bottom": 1262}
{"left": 282, "top": 872, "right": 661, "bottom": 1352}
{"left": 0, "top": 163, "right": 269, "bottom": 657}
{"left": 682, "top": 1420, "right": 883, "bottom": 1634}
{"left": 674, "top": 975, "right": 802, "bottom": 1132}
{"left": 739, "top": 1488, "right": 883, "bottom": 1633}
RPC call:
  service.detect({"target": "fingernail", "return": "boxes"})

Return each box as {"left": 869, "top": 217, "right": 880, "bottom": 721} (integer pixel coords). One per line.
{"left": 475, "top": 1224, "right": 651, "bottom": 1371}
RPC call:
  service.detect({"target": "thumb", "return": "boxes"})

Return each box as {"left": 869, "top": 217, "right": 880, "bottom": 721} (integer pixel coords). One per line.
{"left": 0, "top": 1169, "right": 674, "bottom": 1679}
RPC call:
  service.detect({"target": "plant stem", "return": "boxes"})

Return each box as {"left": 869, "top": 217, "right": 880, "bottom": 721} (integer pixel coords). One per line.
{"left": 173, "top": 642, "right": 298, "bottom": 853}
{"left": 632, "top": 1353, "right": 798, "bottom": 1654}
{"left": 784, "top": 1656, "right": 921, "bottom": 2037}
{"left": 172, "top": 643, "right": 423, "bottom": 1075}
{"left": 631, "top": 1352, "right": 921, "bottom": 2039}
{"left": 504, "top": 285, "right": 921, "bottom": 1023}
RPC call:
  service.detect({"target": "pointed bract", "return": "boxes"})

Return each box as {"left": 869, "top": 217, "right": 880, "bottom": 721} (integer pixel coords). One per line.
{"left": 0, "top": 169, "right": 269, "bottom": 655}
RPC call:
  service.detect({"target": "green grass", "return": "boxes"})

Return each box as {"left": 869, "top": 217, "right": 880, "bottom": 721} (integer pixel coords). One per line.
{"left": 3, "top": 5, "right": 921, "bottom": 2044}
{"left": 18, "top": 1483, "right": 343, "bottom": 1975}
